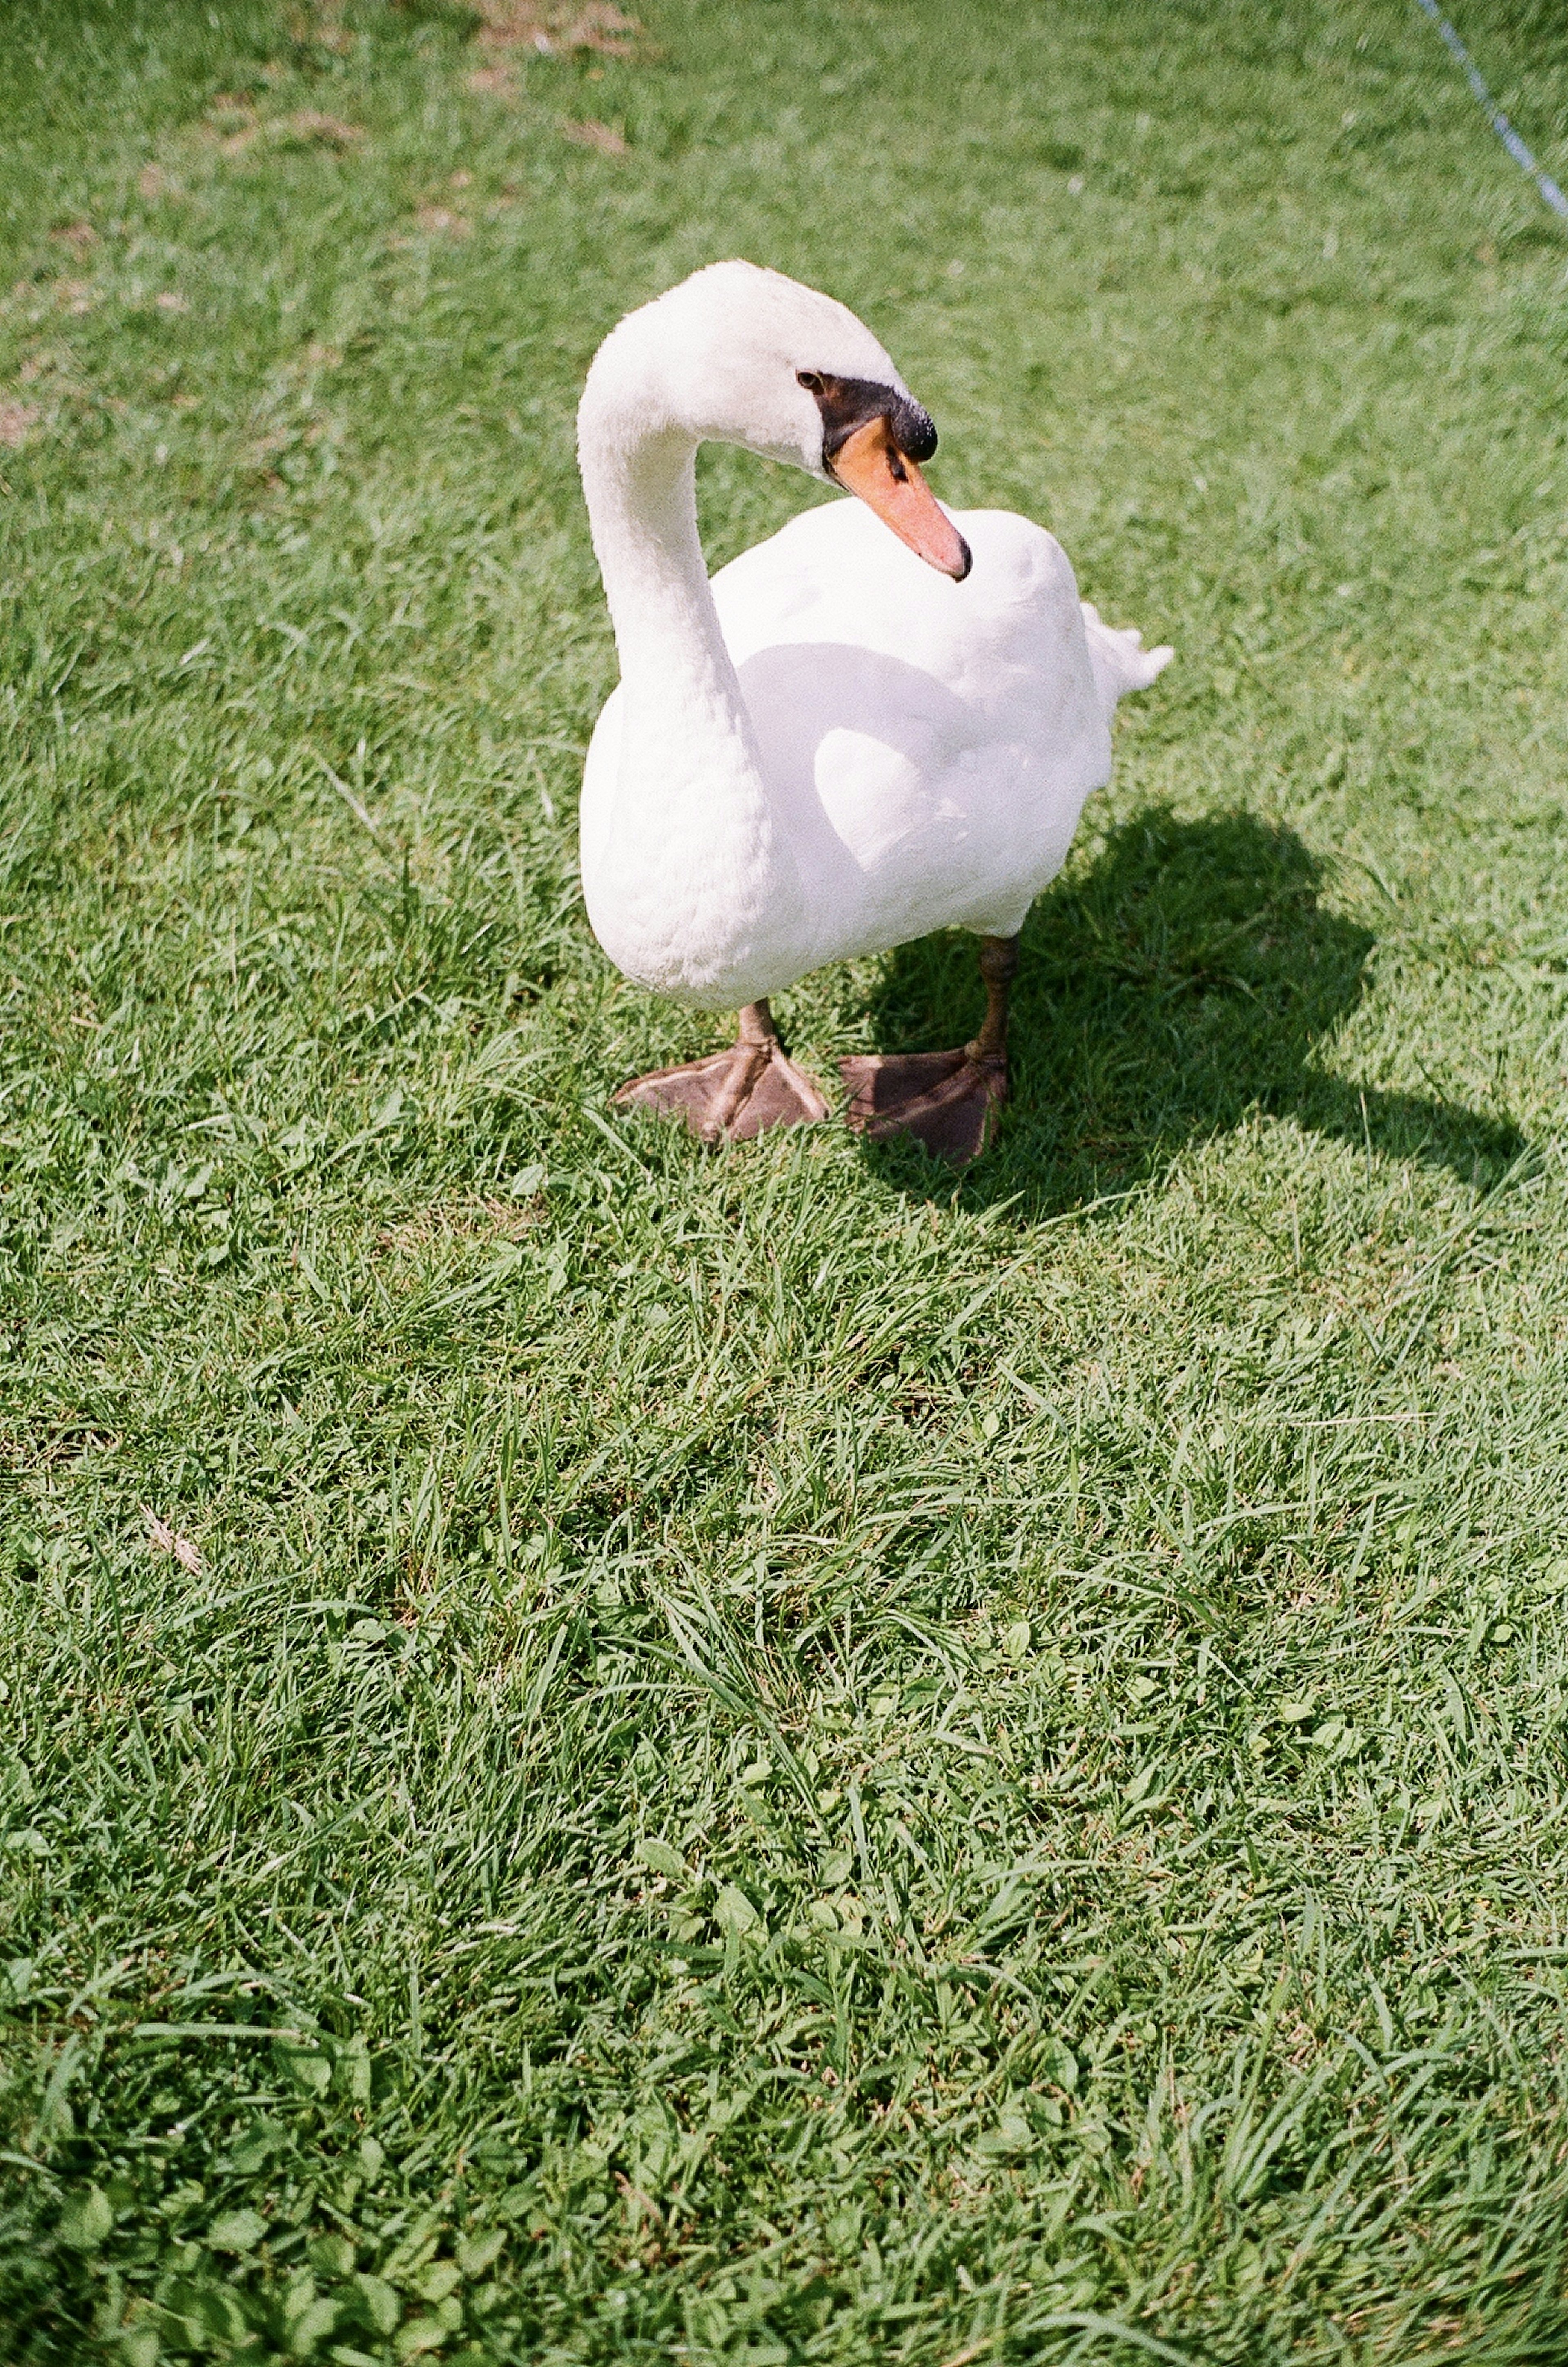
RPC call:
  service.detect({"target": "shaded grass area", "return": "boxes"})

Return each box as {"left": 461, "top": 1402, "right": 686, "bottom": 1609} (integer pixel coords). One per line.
{"left": 3, "top": 0, "right": 1568, "bottom": 2359}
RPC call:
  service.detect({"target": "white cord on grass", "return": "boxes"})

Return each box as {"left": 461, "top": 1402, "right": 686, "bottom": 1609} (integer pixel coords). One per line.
{"left": 1413, "top": 0, "right": 1568, "bottom": 223}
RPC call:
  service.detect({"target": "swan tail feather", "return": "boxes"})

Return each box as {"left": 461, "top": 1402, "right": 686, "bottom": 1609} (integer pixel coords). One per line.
{"left": 1080, "top": 599, "right": 1174, "bottom": 719}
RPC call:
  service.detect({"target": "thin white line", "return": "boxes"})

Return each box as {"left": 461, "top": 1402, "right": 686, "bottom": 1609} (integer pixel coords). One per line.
{"left": 1414, "top": 0, "right": 1568, "bottom": 223}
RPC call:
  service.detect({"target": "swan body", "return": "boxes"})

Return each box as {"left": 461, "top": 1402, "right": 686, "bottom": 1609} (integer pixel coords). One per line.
{"left": 576, "top": 260, "right": 1170, "bottom": 1154}
{"left": 584, "top": 500, "right": 1166, "bottom": 1007}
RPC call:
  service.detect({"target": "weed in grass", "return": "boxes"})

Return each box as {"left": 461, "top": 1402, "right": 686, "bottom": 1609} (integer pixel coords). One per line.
{"left": 3, "top": 0, "right": 1568, "bottom": 2362}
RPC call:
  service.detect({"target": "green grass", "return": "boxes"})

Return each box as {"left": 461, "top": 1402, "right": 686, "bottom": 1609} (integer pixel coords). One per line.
{"left": 4, "top": 0, "right": 1568, "bottom": 2358}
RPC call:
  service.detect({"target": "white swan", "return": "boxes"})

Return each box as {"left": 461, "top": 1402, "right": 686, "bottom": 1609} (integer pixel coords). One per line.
{"left": 577, "top": 261, "right": 1171, "bottom": 1163}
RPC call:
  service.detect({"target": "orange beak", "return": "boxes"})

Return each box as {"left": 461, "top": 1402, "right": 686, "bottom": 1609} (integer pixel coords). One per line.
{"left": 828, "top": 415, "right": 972, "bottom": 581}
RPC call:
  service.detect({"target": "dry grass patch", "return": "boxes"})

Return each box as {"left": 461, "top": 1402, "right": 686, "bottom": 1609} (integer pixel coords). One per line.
{"left": 287, "top": 0, "right": 355, "bottom": 53}
{"left": 561, "top": 117, "right": 627, "bottom": 154}
{"left": 472, "top": 1, "right": 641, "bottom": 58}
{"left": 0, "top": 399, "right": 39, "bottom": 449}
{"left": 277, "top": 109, "right": 365, "bottom": 150}
{"left": 376, "top": 1195, "right": 541, "bottom": 1260}
{"left": 192, "top": 98, "right": 363, "bottom": 157}
{"left": 143, "top": 1507, "right": 203, "bottom": 1576}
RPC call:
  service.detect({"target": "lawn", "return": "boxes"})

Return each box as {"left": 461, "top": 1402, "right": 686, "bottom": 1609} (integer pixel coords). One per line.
{"left": 4, "top": 0, "right": 1568, "bottom": 2358}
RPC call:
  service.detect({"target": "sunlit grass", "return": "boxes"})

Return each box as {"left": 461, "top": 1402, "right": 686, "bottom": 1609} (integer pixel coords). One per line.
{"left": 3, "top": 0, "right": 1568, "bottom": 2360}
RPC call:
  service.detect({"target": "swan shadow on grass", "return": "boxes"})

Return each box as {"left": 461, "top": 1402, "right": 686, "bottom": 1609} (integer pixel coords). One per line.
{"left": 852, "top": 808, "right": 1525, "bottom": 1217}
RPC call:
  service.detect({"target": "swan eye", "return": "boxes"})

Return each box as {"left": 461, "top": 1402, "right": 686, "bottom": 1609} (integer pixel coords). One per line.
{"left": 797, "top": 370, "right": 939, "bottom": 468}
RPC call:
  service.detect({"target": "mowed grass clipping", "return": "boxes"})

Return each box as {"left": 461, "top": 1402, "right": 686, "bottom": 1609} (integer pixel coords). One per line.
{"left": 3, "top": 0, "right": 1568, "bottom": 2359}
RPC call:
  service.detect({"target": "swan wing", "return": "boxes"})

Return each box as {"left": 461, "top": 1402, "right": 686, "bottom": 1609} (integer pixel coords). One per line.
{"left": 710, "top": 501, "right": 1114, "bottom": 953}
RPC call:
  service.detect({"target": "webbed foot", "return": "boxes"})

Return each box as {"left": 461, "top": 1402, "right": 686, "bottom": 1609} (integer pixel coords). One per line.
{"left": 839, "top": 932, "right": 1018, "bottom": 1167}
{"left": 615, "top": 1003, "right": 828, "bottom": 1144}
{"left": 839, "top": 1047, "right": 1007, "bottom": 1166}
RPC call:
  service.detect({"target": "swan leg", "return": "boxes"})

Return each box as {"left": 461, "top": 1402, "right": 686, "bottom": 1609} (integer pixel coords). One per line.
{"left": 840, "top": 934, "right": 1016, "bottom": 1166}
{"left": 614, "top": 1000, "right": 830, "bottom": 1145}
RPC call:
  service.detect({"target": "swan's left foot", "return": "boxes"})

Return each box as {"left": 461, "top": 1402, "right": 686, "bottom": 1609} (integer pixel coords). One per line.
{"left": 840, "top": 1047, "right": 1006, "bottom": 1165}
{"left": 840, "top": 932, "right": 1018, "bottom": 1168}
{"left": 614, "top": 1001, "right": 829, "bottom": 1145}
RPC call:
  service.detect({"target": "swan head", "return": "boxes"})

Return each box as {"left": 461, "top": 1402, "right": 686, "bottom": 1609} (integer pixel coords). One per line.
{"left": 579, "top": 260, "right": 972, "bottom": 581}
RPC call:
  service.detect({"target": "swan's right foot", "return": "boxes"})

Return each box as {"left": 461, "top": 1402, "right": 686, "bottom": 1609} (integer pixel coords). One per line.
{"left": 614, "top": 1002, "right": 829, "bottom": 1145}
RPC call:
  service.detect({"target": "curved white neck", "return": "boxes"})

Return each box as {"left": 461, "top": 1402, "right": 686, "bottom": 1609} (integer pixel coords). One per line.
{"left": 578, "top": 406, "right": 805, "bottom": 1004}
{"left": 582, "top": 424, "right": 753, "bottom": 764}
